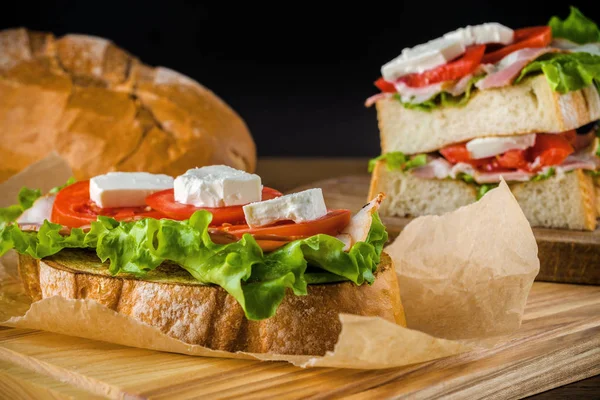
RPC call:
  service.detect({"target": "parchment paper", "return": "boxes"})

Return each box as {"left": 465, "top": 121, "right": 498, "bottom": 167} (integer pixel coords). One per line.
{"left": 0, "top": 155, "right": 539, "bottom": 369}
{"left": 385, "top": 179, "right": 540, "bottom": 340}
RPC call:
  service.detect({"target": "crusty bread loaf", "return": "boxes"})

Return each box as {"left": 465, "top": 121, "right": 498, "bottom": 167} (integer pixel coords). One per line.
{"left": 377, "top": 75, "right": 600, "bottom": 155}
{"left": 18, "top": 250, "right": 406, "bottom": 356}
{"left": 369, "top": 161, "right": 598, "bottom": 231}
{"left": 0, "top": 28, "right": 256, "bottom": 182}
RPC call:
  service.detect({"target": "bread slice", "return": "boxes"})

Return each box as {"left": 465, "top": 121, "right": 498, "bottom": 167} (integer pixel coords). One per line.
{"left": 377, "top": 75, "right": 600, "bottom": 155}
{"left": 18, "top": 249, "right": 406, "bottom": 356}
{"left": 369, "top": 161, "right": 598, "bottom": 231}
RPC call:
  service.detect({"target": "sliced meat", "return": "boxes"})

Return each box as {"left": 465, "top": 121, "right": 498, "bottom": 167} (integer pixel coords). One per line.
{"left": 476, "top": 47, "right": 558, "bottom": 90}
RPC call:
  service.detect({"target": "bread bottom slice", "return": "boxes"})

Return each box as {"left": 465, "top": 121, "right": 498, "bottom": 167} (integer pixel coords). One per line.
{"left": 369, "top": 161, "right": 598, "bottom": 231}
{"left": 18, "top": 249, "right": 406, "bottom": 356}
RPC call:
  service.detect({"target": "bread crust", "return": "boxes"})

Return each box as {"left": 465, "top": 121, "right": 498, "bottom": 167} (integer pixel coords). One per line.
{"left": 0, "top": 28, "right": 256, "bottom": 181}
{"left": 377, "top": 75, "right": 600, "bottom": 155}
{"left": 18, "top": 251, "right": 405, "bottom": 356}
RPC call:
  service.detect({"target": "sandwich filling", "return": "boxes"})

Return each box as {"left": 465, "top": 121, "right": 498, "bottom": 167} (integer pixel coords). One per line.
{"left": 367, "top": 7, "right": 600, "bottom": 111}
{"left": 0, "top": 166, "right": 388, "bottom": 321}
{"left": 370, "top": 123, "right": 600, "bottom": 197}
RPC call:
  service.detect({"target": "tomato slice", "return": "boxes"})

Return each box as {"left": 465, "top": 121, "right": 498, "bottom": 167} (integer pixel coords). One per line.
{"left": 398, "top": 45, "right": 486, "bottom": 88}
{"left": 439, "top": 142, "right": 494, "bottom": 167}
{"left": 51, "top": 181, "right": 168, "bottom": 228}
{"left": 481, "top": 26, "right": 551, "bottom": 64}
{"left": 145, "top": 187, "right": 283, "bottom": 225}
{"left": 439, "top": 143, "right": 471, "bottom": 164}
{"left": 221, "top": 209, "right": 352, "bottom": 240}
{"left": 374, "top": 77, "right": 397, "bottom": 93}
{"left": 529, "top": 134, "right": 574, "bottom": 167}
{"left": 496, "top": 149, "right": 528, "bottom": 170}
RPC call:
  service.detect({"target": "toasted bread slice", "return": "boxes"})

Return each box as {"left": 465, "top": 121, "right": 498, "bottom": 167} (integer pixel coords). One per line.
{"left": 18, "top": 249, "right": 405, "bottom": 356}
{"left": 369, "top": 161, "right": 598, "bottom": 231}
{"left": 377, "top": 75, "right": 600, "bottom": 155}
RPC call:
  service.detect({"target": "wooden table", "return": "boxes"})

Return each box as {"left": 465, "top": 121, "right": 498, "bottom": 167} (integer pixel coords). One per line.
{"left": 257, "top": 157, "right": 600, "bottom": 399}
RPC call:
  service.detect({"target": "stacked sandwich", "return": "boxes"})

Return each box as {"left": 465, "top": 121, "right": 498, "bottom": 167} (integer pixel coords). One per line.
{"left": 1, "top": 166, "right": 404, "bottom": 356}
{"left": 368, "top": 7, "right": 600, "bottom": 230}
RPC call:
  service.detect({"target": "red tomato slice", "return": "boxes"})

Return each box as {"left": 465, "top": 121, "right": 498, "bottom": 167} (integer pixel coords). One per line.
{"left": 51, "top": 181, "right": 168, "bottom": 228}
{"left": 374, "top": 77, "right": 397, "bottom": 93}
{"left": 398, "top": 45, "right": 486, "bottom": 88}
{"left": 439, "top": 143, "right": 472, "bottom": 164}
{"left": 496, "top": 149, "right": 529, "bottom": 170}
{"left": 481, "top": 26, "right": 551, "bottom": 64}
{"left": 145, "top": 187, "right": 283, "bottom": 225}
{"left": 529, "top": 134, "right": 574, "bottom": 167}
{"left": 439, "top": 142, "right": 494, "bottom": 167}
{"left": 221, "top": 209, "right": 352, "bottom": 240}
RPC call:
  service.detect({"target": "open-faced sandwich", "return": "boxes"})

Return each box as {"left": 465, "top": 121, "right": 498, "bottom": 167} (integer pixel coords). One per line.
{"left": 0, "top": 165, "right": 405, "bottom": 356}
{"left": 367, "top": 7, "right": 600, "bottom": 230}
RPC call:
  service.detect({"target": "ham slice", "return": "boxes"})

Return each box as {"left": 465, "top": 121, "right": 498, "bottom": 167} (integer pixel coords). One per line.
{"left": 394, "top": 80, "right": 445, "bottom": 103}
{"left": 364, "top": 92, "right": 392, "bottom": 107}
{"left": 412, "top": 158, "right": 453, "bottom": 179}
{"left": 474, "top": 170, "right": 534, "bottom": 184}
{"left": 17, "top": 195, "right": 56, "bottom": 225}
{"left": 476, "top": 47, "right": 557, "bottom": 90}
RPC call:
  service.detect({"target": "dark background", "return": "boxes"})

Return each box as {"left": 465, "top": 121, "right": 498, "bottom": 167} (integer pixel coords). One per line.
{"left": 2, "top": 1, "right": 599, "bottom": 158}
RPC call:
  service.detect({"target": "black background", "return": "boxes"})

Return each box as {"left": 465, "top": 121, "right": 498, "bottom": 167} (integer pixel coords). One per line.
{"left": 2, "top": 1, "right": 599, "bottom": 157}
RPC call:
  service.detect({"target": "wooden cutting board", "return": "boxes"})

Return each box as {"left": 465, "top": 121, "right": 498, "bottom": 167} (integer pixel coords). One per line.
{"left": 0, "top": 282, "right": 599, "bottom": 399}
{"left": 291, "top": 174, "right": 600, "bottom": 285}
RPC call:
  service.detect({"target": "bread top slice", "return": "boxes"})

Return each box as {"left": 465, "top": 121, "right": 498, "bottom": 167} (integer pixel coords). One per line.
{"left": 377, "top": 74, "right": 600, "bottom": 155}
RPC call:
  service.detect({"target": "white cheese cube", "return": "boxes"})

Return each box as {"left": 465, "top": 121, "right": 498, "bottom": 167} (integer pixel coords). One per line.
{"left": 90, "top": 172, "right": 174, "bottom": 208}
{"left": 381, "top": 38, "right": 465, "bottom": 81}
{"left": 444, "top": 23, "right": 514, "bottom": 47}
{"left": 174, "top": 165, "right": 261, "bottom": 208}
{"left": 381, "top": 22, "right": 514, "bottom": 82}
{"left": 466, "top": 134, "right": 536, "bottom": 160}
{"left": 243, "top": 188, "right": 327, "bottom": 228}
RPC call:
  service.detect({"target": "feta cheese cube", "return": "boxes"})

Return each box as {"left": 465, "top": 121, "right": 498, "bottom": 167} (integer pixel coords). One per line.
{"left": 174, "top": 165, "right": 261, "bottom": 208}
{"left": 466, "top": 134, "right": 536, "bottom": 160}
{"left": 243, "top": 188, "right": 327, "bottom": 228}
{"left": 381, "top": 22, "right": 514, "bottom": 82}
{"left": 444, "top": 23, "right": 514, "bottom": 47}
{"left": 382, "top": 38, "right": 465, "bottom": 81}
{"left": 90, "top": 172, "right": 174, "bottom": 208}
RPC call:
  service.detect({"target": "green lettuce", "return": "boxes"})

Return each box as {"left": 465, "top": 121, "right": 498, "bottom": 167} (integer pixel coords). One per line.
{"left": 0, "top": 210, "right": 387, "bottom": 321}
{"left": 532, "top": 167, "right": 556, "bottom": 182}
{"left": 0, "top": 188, "right": 42, "bottom": 227}
{"left": 477, "top": 184, "right": 498, "bottom": 201}
{"left": 549, "top": 7, "right": 600, "bottom": 44}
{"left": 368, "top": 152, "right": 427, "bottom": 173}
{"left": 395, "top": 75, "right": 483, "bottom": 112}
{"left": 516, "top": 52, "right": 600, "bottom": 93}
{"left": 0, "top": 178, "right": 76, "bottom": 227}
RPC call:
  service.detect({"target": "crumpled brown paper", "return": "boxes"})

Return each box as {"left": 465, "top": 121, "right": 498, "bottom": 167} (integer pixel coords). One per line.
{"left": 0, "top": 155, "right": 539, "bottom": 369}
{"left": 385, "top": 179, "right": 540, "bottom": 340}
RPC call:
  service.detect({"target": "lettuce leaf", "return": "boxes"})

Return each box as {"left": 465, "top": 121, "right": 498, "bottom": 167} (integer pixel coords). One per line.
{"left": 549, "top": 7, "right": 600, "bottom": 44}
{"left": 368, "top": 152, "right": 427, "bottom": 173}
{"left": 516, "top": 52, "right": 600, "bottom": 93}
{"left": 0, "top": 178, "right": 76, "bottom": 227}
{"left": 0, "top": 188, "right": 42, "bottom": 227}
{"left": 0, "top": 210, "right": 386, "bottom": 321}
{"left": 395, "top": 75, "right": 483, "bottom": 112}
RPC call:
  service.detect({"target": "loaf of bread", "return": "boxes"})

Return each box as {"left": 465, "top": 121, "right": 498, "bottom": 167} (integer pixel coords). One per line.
{"left": 0, "top": 28, "right": 256, "bottom": 182}
{"left": 18, "top": 250, "right": 406, "bottom": 356}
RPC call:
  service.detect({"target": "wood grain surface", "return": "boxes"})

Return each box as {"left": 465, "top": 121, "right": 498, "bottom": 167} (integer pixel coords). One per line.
{"left": 290, "top": 174, "right": 600, "bottom": 285}
{"left": 0, "top": 282, "right": 598, "bottom": 399}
